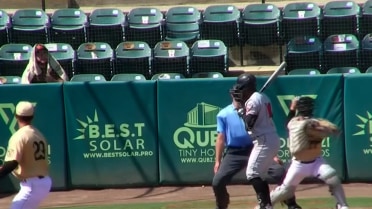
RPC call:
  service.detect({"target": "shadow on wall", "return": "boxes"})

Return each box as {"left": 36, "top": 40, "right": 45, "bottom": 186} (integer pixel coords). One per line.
{"left": 0, "top": 0, "right": 69, "bottom": 9}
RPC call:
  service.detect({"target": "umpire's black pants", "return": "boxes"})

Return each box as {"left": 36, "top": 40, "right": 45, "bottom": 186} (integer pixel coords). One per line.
{"left": 212, "top": 146, "right": 253, "bottom": 209}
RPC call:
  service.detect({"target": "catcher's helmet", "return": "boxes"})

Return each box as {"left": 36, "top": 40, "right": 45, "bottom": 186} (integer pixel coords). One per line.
{"left": 296, "top": 96, "right": 314, "bottom": 116}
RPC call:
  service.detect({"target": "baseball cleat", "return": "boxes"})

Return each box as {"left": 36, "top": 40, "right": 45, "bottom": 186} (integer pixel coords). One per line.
{"left": 336, "top": 204, "right": 349, "bottom": 209}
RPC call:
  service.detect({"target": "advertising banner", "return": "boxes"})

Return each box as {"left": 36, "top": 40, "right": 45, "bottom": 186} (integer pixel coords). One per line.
{"left": 63, "top": 82, "right": 158, "bottom": 187}
{"left": 157, "top": 78, "right": 260, "bottom": 184}
{"left": 344, "top": 74, "right": 372, "bottom": 181}
{"left": 0, "top": 84, "right": 67, "bottom": 192}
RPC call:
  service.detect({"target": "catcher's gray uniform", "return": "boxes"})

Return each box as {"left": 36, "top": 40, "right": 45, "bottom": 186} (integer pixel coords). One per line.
{"left": 270, "top": 116, "right": 349, "bottom": 209}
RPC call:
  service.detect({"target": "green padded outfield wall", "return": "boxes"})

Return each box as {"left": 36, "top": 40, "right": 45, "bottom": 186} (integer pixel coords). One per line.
{"left": 63, "top": 81, "right": 158, "bottom": 188}
{"left": 157, "top": 75, "right": 345, "bottom": 184}
{"left": 266, "top": 75, "right": 345, "bottom": 180}
{"left": 0, "top": 84, "right": 67, "bottom": 192}
{"left": 344, "top": 75, "right": 372, "bottom": 181}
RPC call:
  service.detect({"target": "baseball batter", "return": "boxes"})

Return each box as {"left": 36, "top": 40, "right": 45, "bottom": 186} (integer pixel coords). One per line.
{"left": 270, "top": 97, "right": 349, "bottom": 209}
{"left": 231, "top": 73, "right": 280, "bottom": 209}
{"left": 212, "top": 85, "right": 302, "bottom": 209}
{"left": 0, "top": 101, "right": 51, "bottom": 209}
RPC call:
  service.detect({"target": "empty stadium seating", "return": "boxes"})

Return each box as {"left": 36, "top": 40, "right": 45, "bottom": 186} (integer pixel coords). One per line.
{"left": 0, "top": 10, "right": 10, "bottom": 46}
{"left": 2, "top": 1, "right": 372, "bottom": 78}
{"left": 88, "top": 8, "right": 125, "bottom": 49}
{"left": 114, "top": 41, "right": 152, "bottom": 78}
{"left": 110, "top": 73, "right": 147, "bottom": 81}
{"left": 125, "top": 7, "right": 164, "bottom": 48}
{"left": 10, "top": 9, "right": 49, "bottom": 45}
{"left": 75, "top": 42, "right": 113, "bottom": 80}
{"left": 189, "top": 39, "right": 228, "bottom": 75}
{"left": 241, "top": 3, "right": 281, "bottom": 46}
{"left": 50, "top": 9, "right": 88, "bottom": 50}
{"left": 70, "top": 73, "right": 106, "bottom": 82}
{"left": 152, "top": 40, "right": 189, "bottom": 76}
{"left": 281, "top": 2, "right": 321, "bottom": 43}
{"left": 0, "top": 43, "right": 32, "bottom": 77}
{"left": 201, "top": 5, "right": 241, "bottom": 48}
{"left": 322, "top": 34, "right": 359, "bottom": 73}
{"left": 164, "top": 6, "right": 201, "bottom": 46}
{"left": 285, "top": 36, "right": 322, "bottom": 73}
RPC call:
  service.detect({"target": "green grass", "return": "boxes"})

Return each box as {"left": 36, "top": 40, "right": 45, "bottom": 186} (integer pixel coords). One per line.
{"left": 45, "top": 197, "right": 372, "bottom": 209}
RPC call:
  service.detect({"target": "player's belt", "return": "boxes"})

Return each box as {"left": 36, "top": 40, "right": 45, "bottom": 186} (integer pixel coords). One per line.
{"left": 21, "top": 176, "right": 45, "bottom": 182}
{"left": 227, "top": 145, "right": 251, "bottom": 149}
{"left": 295, "top": 159, "right": 316, "bottom": 164}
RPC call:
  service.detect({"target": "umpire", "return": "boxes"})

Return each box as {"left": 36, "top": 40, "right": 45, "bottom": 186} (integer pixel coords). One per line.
{"left": 212, "top": 84, "right": 254, "bottom": 209}
{"left": 212, "top": 85, "right": 302, "bottom": 209}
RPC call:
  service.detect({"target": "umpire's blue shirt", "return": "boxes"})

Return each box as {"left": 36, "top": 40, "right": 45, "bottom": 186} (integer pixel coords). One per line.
{"left": 217, "top": 104, "right": 253, "bottom": 147}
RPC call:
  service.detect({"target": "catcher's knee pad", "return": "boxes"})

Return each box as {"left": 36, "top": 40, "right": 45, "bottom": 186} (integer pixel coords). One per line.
{"left": 270, "top": 185, "right": 295, "bottom": 206}
{"left": 318, "top": 165, "right": 337, "bottom": 183}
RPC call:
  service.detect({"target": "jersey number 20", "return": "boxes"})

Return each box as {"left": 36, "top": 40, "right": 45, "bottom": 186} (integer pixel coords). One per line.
{"left": 33, "top": 141, "right": 46, "bottom": 161}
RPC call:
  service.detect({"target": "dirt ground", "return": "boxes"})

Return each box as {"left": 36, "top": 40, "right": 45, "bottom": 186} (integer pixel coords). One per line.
{"left": 0, "top": 183, "right": 369, "bottom": 209}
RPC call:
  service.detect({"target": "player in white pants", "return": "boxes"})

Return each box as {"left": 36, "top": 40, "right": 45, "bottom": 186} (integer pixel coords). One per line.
{"left": 270, "top": 97, "right": 349, "bottom": 209}
{"left": 231, "top": 73, "right": 280, "bottom": 209}
{"left": 0, "top": 101, "right": 51, "bottom": 209}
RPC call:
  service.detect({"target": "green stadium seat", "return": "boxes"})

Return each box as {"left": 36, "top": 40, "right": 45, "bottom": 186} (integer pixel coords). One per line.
{"left": 287, "top": 68, "right": 321, "bottom": 75}
{"left": 165, "top": 6, "right": 201, "bottom": 46}
{"left": 360, "top": 0, "right": 372, "bottom": 39}
{"left": 321, "top": 1, "right": 360, "bottom": 40}
{"left": 192, "top": 71, "right": 224, "bottom": 78}
{"left": 44, "top": 43, "right": 75, "bottom": 80}
{"left": 111, "top": 73, "right": 146, "bottom": 81}
{"left": 360, "top": 33, "right": 372, "bottom": 72}
{"left": 151, "top": 73, "right": 185, "bottom": 80}
{"left": 365, "top": 66, "right": 372, "bottom": 73}
{"left": 0, "top": 10, "right": 10, "bottom": 46}
{"left": 189, "top": 39, "right": 228, "bottom": 75}
{"left": 241, "top": 3, "right": 280, "bottom": 46}
{"left": 50, "top": 9, "right": 88, "bottom": 49}
{"left": 0, "top": 75, "right": 21, "bottom": 84}
{"left": 281, "top": 2, "right": 321, "bottom": 43}
{"left": 201, "top": 5, "right": 241, "bottom": 47}
{"left": 70, "top": 74, "right": 106, "bottom": 82}
{"left": 75, "top": 42, "right": 113, "bottom": 80}
{"left": 114, "top": 41, "right": 152, "bottom": 78}
{"left": 323, "top": 34, "right": 359, "bottom": 73}
{"left": 125, "top": 7, "right": 164, "bottom": 48}
{"left": 88, "top": 8, "right": 125, "bottom": 49}
{"left": 0, "top": 43, "right": 32, "bottom": 76}
{"left": 326, "top": 67, "right": 361, "bottom": 74}
{"left": 152, "top": 40, "right": 189, "bottom": 76}
{"left": 10, "top": 9, "right": 49, "bottom": 45}
{"left": 285, "top": 36, "right": 322, "bottom": 73}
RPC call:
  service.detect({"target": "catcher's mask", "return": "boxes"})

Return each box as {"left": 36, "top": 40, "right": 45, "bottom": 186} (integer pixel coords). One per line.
{"left": 230, "top": 73, "right": 257, "bottom": 104}
{"left": 296, "top": 96, "right": 314, "bottom": 117}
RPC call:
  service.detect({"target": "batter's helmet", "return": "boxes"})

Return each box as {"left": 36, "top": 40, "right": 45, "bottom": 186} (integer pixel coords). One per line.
{"left": 296, "top": 96, "right": 315, "bottom": 116}
{"left": 230, "top": 73, "right": 257, "bottom": 104}
{"left": 236, "top": 73, "right": 257, "bottom": 91}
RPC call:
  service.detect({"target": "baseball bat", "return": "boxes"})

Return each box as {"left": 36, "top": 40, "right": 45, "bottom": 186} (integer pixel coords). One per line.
{"left": 259, "top": 61, "right": 287, "bottom": 93}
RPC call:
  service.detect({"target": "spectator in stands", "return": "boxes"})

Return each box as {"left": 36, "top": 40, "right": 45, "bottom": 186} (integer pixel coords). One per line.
{"left": 21, "top": 44, "right": 68, "bottom": 84}
{"left": 0, "top": 77, "right": 5, "bottom": 84}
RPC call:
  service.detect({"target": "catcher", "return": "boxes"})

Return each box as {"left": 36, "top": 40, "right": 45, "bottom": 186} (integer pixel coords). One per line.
{"left": 270, "top": 96, "right": 349, "bottom": 209}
